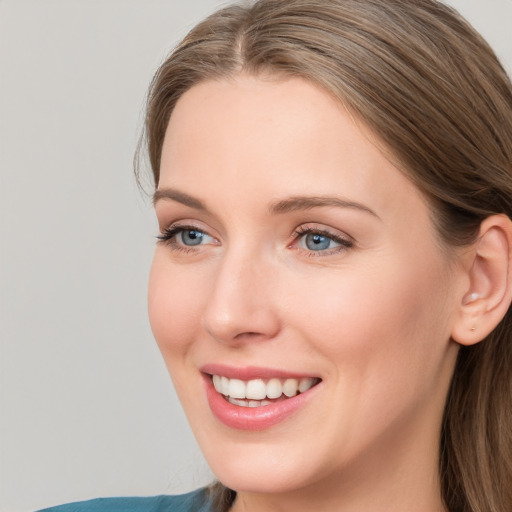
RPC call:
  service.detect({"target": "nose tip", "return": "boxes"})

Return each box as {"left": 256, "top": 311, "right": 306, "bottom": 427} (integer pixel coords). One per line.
{"left": 201, "top": 259, "right": 281, "bottom": 345}
{"left": 203, "top": 309, "right": 280, "bottom": 345}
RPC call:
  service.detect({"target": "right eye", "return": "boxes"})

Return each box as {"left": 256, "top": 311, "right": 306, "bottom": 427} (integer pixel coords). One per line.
{"left": 175, "top": 228, "right": 210, "bottom": 246}
{"left": 157, "top": 225, "right": 216, "bottom": 251}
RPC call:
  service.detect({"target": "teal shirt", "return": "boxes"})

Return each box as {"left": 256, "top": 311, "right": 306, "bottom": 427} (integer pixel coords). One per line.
{"left": 37, "top": 488, "right": 214, "bottom": 512}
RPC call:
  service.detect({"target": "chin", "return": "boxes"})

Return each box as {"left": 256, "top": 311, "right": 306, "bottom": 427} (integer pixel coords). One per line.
{"left": 207, "top": 451, "right": 318, "bottom": 495}
{"left": 191, "top": 416, "right": 342, "bottom": 497}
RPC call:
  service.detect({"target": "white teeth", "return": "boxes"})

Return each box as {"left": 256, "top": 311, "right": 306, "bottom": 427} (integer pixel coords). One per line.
{"left": 228, "top": 398, "right": 247, "bottom": 407}
{"left": 212, "top": 375, "right": 318, "bottom": 401}
{"left": 283, "top": 378, "right": 299, "bottom": 397}
{"left": 228, "top": 378, "right": 246, "bottom": 399}
{"left": 246, "top": 379, "right": 267, "bottom": 400}
{"left": 228, "top": 397, "right": 272, "bottom": 407}
{"left": 212, "top": 374, "right": 221, "bottom": 392}
{"left": 266, "top": 378, "right": 283, "bottom": 399}
{"left": 213, "top": 375, "right": 232, "bottom": 396}
{"left": 298, "top": 377, "right": 315, "bottom": 393}
{"left": 221, "top": 376, "right": 230, "bottom": 395}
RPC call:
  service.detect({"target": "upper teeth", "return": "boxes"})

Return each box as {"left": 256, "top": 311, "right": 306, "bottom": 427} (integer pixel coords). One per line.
{"left": 212, "top": 375, "right": 317, "bottom": 400}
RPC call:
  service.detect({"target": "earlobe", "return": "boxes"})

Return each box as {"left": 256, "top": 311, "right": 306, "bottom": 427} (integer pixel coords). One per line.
{"left": 451, "top": 214, "right": 512, "bottom": 346}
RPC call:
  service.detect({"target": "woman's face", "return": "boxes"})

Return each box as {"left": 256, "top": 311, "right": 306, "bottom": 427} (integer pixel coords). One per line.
{"left": 149, "top": 76, "right": 463, "bottom": 498}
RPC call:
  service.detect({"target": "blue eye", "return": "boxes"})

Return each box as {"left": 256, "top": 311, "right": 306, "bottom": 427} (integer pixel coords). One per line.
{"left": 294, "top": 227, "right": 353, "bottom": 254}
{"left": 179, "top": 229, "right": 206, "bottom": 246}
{"left": 303, "top": 233, "right": 335, "bottom": 251}
{"left": 157, "top": 226, "right": 215, "bottom": 250}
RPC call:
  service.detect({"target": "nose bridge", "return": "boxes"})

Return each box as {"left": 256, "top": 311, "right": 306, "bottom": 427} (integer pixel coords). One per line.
{"left": 202, "top": 242, "right": 280, "bottom": 344}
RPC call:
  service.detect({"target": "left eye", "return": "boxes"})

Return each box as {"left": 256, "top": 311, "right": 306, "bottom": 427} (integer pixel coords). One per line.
{"left": 298, "top": 232, "right": 341, "bottom": 251}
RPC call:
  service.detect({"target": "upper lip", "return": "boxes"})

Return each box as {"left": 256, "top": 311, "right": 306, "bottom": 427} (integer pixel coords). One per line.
{"left": 200, "top": 363, "right": 320, "bottom": 380}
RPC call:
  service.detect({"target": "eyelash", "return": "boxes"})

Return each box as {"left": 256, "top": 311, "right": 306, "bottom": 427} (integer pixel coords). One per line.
{"left": 156, "top": 224, "right": 208, "bottom": 254}
{"left": 156, "top": 224, "right": 353, "bottom": 256}
{"left": 292, "top": 225, "right": 353, "bottom": 257}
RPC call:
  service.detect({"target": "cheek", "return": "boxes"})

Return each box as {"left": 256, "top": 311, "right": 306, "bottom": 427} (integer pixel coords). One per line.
{"left": 284, "top": 256, "right": 453, "bottom": 378}
{"left": 281, "top": 260, "right": 455, "bottom": 453}
{"left": 148, "top": 251, "right": 206, "bottom": 354}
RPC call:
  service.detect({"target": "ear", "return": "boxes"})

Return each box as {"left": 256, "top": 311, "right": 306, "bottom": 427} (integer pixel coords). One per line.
{"left": 451, "top": 214, "right": 512, "bottom": 346}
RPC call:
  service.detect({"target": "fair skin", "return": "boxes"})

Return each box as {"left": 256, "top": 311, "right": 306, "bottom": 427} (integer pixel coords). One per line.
{"left": 148, "top": 75, "right": 510, "bottom": 512}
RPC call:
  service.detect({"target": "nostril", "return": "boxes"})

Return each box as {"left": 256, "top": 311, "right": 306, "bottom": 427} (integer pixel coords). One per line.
{"left": 234, "top": 331, "right": 261, "bottom": 338}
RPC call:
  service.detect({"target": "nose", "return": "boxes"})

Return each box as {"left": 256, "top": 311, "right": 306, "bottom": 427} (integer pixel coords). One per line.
{"left": 201, "top": 249, "right": 281, "bottom": 345}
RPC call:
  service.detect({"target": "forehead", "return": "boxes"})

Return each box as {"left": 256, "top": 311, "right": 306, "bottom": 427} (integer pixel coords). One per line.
{"left": 159, "top": 75, "right": 431, "bottom": 227}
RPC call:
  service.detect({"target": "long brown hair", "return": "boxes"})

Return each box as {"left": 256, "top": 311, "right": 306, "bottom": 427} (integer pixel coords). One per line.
{"left": 140, "top": 1, "right": 512, "bottom": 511}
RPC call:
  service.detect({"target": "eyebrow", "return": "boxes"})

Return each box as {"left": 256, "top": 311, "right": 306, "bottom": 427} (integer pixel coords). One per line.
{"left": 153, "top": 188, "right": 379, "bottom": 219}
{"left": 153, "top": 188, "right": 209, "bottom": 212}
{"left": 269, "top": 196, "right": 380, "bottom": 218}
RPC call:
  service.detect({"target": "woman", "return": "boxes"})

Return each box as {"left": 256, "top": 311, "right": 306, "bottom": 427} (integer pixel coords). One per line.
{"left": 41, "top": 0, "right": 512, "bottom": 511}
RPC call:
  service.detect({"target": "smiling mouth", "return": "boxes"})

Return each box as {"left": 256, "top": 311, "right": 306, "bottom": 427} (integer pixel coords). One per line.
{"left": 210, "top": 375, "right": 321, "bottom": 408}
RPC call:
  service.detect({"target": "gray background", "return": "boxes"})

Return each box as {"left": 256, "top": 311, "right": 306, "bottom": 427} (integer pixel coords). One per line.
{"left": 1, "top": 1, "right": 510, "bottom": 511}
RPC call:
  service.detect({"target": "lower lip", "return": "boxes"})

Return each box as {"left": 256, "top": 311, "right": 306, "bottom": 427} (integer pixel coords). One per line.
{"left": 203, "top": 375, "right": 320, "bottom": 431}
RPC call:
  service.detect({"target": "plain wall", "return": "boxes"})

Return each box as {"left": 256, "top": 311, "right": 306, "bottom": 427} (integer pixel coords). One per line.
{"left": 1, "top": 1, "right": 510, "bottom": 511}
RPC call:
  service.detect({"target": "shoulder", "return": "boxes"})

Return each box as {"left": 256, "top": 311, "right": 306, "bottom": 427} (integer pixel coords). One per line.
{"left": 36, "top": 488, "right": 213, "bottom": 512}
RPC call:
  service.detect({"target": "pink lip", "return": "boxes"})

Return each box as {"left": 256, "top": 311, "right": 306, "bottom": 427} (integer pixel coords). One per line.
{"left": 200, "top": 365, "right": 321, "bottom": 431}
{"left": 200, "top": 363, "right": 317, "bottom": 380}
